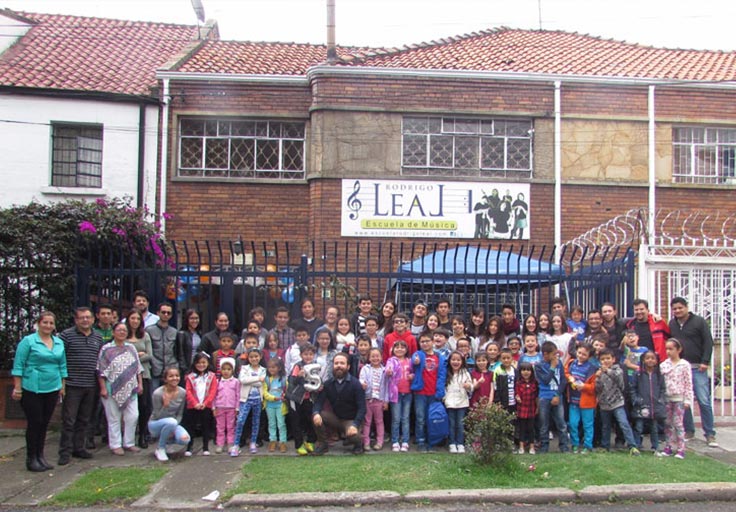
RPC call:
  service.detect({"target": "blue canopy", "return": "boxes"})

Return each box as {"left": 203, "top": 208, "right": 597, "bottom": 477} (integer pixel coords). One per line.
{"left": 394, "top": 246, "right": 565, "bottom": 287}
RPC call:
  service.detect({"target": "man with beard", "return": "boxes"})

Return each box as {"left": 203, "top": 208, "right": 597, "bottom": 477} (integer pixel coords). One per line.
{"left": 410, "top": 299, "right": 428, "bottom": 336}
{"left": 625, "top": 299, "right": 669, "bottom": 363}
{"left": 601, "top": 302, "right": 626, "bottom": 360}
{"left": 584, "top": 309, "right": 606, "bottom": 340}
{"left": 311, "top": 352, "right": 366, "bottom": 455}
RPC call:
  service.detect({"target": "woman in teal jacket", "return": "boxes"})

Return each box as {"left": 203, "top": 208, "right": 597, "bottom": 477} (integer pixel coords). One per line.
{"left": 11, "top": 311, "right": 67, "bottom": 472}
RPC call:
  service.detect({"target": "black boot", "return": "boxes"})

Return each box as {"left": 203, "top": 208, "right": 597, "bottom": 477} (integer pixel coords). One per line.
{"left": 138, "top": 433, "right": 148, "bottom": 449}
{"left": 37, "top": 452, "right": 53, "bottom": 470}
{"left": 26, "top": 454, "right": 46, "bottom": 472}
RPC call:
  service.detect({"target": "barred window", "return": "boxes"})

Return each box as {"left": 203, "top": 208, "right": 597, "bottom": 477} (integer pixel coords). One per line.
{"left": 402, "top": 117, "right": 532, "bottom": 178}
{"left": 673, "top": 127, "right": 736, "bottom": 184}
{"left": 51, "top": 124, "right": 103, "bottom": 187}
{"left": 178, "top": 118, "right": 306, "bottom": 179}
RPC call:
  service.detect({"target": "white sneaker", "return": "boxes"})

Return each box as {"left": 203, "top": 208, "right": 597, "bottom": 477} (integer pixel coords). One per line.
{"left": 154, "top": 448, "right": 169, "bottom": 462}
{"left": 392, "top": 443, "right": 400, "bottom": 452}
{"left": 400, "top": 443, "right": 409, "bottom": 452}
{"left": 215, "top": 446, "right": 223, "bottom": 454}
{"left": 202, "top": 450, "right": 210, "bottom": 456}
{"left": 449, "top": 444, "right": 458, "bottom": 453}
{"left": 184, "top": 450, "right": 192, "bottom": 457}
{"left": 457, "top": 445, "right": 465, "bottom": 453}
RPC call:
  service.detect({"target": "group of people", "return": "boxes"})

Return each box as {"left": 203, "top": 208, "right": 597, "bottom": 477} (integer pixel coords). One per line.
{"left": 12, "top": 291, "right": 718, "bottom": 469}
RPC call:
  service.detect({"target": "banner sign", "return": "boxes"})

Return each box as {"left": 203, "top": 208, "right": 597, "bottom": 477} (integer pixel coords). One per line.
{"left": 341, "top": 179, "right": 530, "bottom": 239}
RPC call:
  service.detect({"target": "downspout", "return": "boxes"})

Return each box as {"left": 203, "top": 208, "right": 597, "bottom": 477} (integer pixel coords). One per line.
{"left": 554, "top": 80, "right": 562, "bottom": 258}
{"left": 159, "top": 78, "right": 171, "bottom": 233}
{"left": 136, "top": 103, "right": 146, "bottom": 208}
{"left": 638, "top": 85, "right": 656, "bottom": 300}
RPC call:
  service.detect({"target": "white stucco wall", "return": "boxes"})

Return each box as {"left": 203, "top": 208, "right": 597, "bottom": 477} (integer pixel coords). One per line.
{"left": 0, "top": 94, "right": 160, "bottom": 210}
{"left": 0, "top": 14, "right": 32, "bottom": 54}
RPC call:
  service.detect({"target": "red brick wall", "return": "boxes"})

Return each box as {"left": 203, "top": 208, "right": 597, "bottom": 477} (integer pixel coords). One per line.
{"left": 168, "top": 81, "right": 312, "bottom": 115}
{"left": 562, "top": 84, "right": 648, "bottom": 118}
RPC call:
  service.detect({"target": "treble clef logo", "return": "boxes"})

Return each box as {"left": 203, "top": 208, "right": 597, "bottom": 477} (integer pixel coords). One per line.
{"left": 347, "top": 180, "right": 362, "bottom": 220}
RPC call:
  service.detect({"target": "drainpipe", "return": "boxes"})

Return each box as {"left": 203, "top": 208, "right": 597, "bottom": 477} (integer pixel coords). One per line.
{"left": 554, "top": 80, "right": 562, "bottom": 259}
{"left": 638, "top": 85, "right": 657, "bottom": 300}
{"left": 136, "top": 103, "right": 146, "bottom": 208}
{"left": 159, "top": 78, "right": 171, "bottom": 233}
{"left": 326, "top": 0, "right": 336, "bottom": 64}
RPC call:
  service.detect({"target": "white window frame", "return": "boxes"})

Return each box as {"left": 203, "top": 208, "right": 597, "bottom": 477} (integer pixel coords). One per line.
{"left": 672, "top": 126, "right": 736, "bottom": 184}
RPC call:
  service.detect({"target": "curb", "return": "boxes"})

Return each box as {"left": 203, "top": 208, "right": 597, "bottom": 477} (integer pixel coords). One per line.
{"left": 226, "top": 482, "right": 736, "bottom": 508}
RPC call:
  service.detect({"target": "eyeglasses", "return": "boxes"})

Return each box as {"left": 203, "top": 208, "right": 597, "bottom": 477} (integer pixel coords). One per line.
{"left": 159, "top": 311, "right": 173, "bottom": 316}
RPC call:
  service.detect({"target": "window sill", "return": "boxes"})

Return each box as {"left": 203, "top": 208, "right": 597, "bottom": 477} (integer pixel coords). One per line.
{"left": 40, "top": 186, "right": 107, "bottom": 197}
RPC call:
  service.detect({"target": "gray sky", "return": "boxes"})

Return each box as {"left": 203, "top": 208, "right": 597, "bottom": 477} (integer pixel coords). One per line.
{"left": 3, "top": 0, "right": 735, "bottom": 51}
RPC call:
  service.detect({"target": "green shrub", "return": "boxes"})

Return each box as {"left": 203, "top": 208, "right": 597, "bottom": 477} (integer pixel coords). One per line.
{"left": 464, "top": 399, "right": 516, "bottom": 467}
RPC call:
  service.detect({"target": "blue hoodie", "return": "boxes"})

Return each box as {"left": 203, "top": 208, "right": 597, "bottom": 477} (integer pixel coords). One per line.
{"left": 410, "top": 350, "right": 447, "bottom": 400}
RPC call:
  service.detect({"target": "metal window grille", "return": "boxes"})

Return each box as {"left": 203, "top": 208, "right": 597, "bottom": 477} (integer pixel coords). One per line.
{"left": 673, "top": 127, "right": 736, "bottom": 184}
{"left": 51, "top": 124, "right": 103, "bottom": 187}
{"left": 402, "top": 116, "right": 533, "bottom": 178}
{"left": 178, "top": 118, "right": 306, "bottom": 179}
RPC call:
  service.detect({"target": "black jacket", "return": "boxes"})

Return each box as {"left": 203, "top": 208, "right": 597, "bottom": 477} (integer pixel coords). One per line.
{"left": 313, "top": 373, "right": 366, "bottom": 427}
{"left": 630, "top": 368, "right": 666, "bottom": 420}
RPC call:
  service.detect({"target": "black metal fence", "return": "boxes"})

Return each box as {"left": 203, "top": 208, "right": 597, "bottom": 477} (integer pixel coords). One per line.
{"left": 74, "top": 240, "right": 636, "bottom": 333}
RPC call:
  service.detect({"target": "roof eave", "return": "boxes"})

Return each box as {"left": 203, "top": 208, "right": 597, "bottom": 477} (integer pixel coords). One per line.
{"left": 156, "top": 70, "right": 309, "bottom": 85}
{"left": 307, "top": 65, "right": 736, "bottom": 89}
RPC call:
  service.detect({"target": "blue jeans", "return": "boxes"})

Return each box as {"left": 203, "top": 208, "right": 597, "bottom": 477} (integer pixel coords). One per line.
{"left": 447, "top": 407, "right": 467, "bottom": 446}
{"left": 391, "top": 393, "right": 412, "bottom": 444}
{"left": 568, "top": 404, "right": 594, "bottom": 449}
{"left": 413, "top": 393, "right": 436, "bottom": 447}
{"left": 148, "top": 417, "right": 190, "bottom": 449}
{"left": 635, "top": 417, "right": 664, "bottom": 450}
{"left": 538, "top": 397, "right": 569, "bottom": 452}
{"left": 599, "top": 406, "right": 638, "bottom": 449}
{"left": 684, "top": 367, "right": 715, "bottom": 438}
{"left": 234, "top": 396, "right": 262, "bottom": 445}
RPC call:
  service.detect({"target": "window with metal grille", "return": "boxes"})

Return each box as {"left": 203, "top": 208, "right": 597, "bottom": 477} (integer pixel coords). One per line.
{"left": 673, "top": 127, "right": 736, "bottom": 184}
{"left": 51, "top": 124, "right": 103, "bottom": 187}
{"left": 178, "top": 118, "right": 306, "bottom": 179}
{"left": 402, "top": 117, "right": 533, "bottom": 178}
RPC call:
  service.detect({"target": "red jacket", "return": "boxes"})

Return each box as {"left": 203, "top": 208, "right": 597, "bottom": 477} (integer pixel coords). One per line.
{"left": 626, "top": 314, "right": 670, "bottom": 362}
{"left": 382, "top": 330, "right": 418, "bottom": 363}
{"left": 184, "top": 371, "right": 218, "bottom": 409}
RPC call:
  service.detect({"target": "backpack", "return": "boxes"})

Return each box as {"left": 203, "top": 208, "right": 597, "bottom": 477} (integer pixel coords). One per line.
{"left": 427, "top": 401, "right": 449, "bottom": 446}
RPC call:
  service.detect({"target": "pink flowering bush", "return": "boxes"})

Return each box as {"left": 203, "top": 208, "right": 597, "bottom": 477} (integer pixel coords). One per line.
{"left": 464, "top": 400, "right": 516, "bottom": 467}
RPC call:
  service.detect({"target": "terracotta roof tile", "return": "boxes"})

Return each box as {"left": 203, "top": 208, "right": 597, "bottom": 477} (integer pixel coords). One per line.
{"left": 339, "top": 28, "right": 736, "bottom": 82}
{"left": 0, "top": 11, "right": 203, "bottom": 96}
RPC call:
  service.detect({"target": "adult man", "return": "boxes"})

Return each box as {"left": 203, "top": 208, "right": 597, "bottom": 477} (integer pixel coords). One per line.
{"left": 601, "top": 302, "right": 626, "bottom": 360}
{"left": 88, "top": 303, "right": 115, "bottom": 449}
{"left": 145, "top": 303, "right": 179, "bottom": 390}
{"left": 435, "top": 298, "right": 452, "bottom": 330}
{"left": 311, "top": 352, "right": 366, "bottom": 455}
{"left": 584, "top": 309, "right": 606, "bottom": 339}
{"left": 668, "top": 297, "right": 718, "bottom": 447}
{"left": 409, "top": 299, "right": 428, "bottom": 336}
{"left": 93, "top": 304, "right": 114, "bottom": 343}
{"left": 58, "top": 307, "right": 103, "bottom": 465}
{"left": 133, "top": 290, "right": 159, "bottom": 328}
{"left": 625, "top": 299, "right": 669, "bottom": 362}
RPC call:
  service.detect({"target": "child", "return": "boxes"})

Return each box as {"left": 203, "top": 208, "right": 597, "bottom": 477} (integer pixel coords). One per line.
{"left": 485, "top": 342, "right": 501, "bottom": 371}
{"left": 359, "top": 348, "right": 388, "bottom": 451}
{"left": 630, "top": 351, "right": 666, "bottom": 453}
{"left": 262, "top": 358, "right": 288, "bottom": 453}
{"left": 519, "top": 332, "right": 543, "bottom": 366}
{"left": 288, "top": 344, "right": 317, "bottom": 456}
{"left": 214, "top": 333, "right": 236, "bottom": 378}
{"left": 507, "top": 335, "right": 522, "bottom": 363}
{"left": 432, "top": 328, "right": 452, "bottom": 359}
{"left": 270, "top": 307, "right": 296, "bottom": 351}
{"left": 351, "top": 295, "right": 374, "bottom": 336}
{"left": 567, "top": 305, "right": 587, "bottom": 342}
{"left": 364, "top": 315, "right": 383, "bottom": 351}
{"left": 549, "top": 313, "right": 573, "bottom": 361}
{"left": 232, "top": 349, "right": 266, "bottom": 456}
{"left": 348, "top": 334, "right": 372, "bottom": 377}
{"left": 284, "top": 327, "right": 311, "bottom": 375}
{"left": 335, "top": 316, "right": 356, "bottom": 353}
{"left": 515, "top": 362, "right": 538, "bottom": 454}
{"left": 594, "top": 349, "right": 640, "bottom": 455}
{"left": 315, "top": 329, "right": 336, "bottom": 381}
{"left": 238, "top": 333, "right": 260, "bottom": 365}
{"left": 444, "top": 351, "right": 473, "bottom": 453}
{"left": 411, "top": 332, "right": 447, "bottom": 451}
{"left": 456, "top": 337, "right": 475, "bottom": 369}
{"left": 493, "top": 348, "right": 519, "bottom": 413}
{"left": 382, "top": 313, "right": 418, "bottom": 363}
{"left": 589, "top": 335, "right": 608, "bottom": 369}
{"left": 659, "top": 338, "right": 693, "bottom": 459}
{"left": 213, "top": 358, "right": 239, "bottom": 454}
{"left": 621, "top": 329, "right": 648, "bottom": 385}
{"left": 535, "top": 342, "right": 569, "bottom": 453}
{"left": 449, "top": 315, "right": 468, "bottom": 350}
{"left": 470, "top": 352, "right": 494, "bottom": 407}
{"left": 262, "top": 331, "right": 285, "bottom": 368}
{"left": 183, "top": 353, "right": 217, "bottom": 456}
{"left": 565, "top": 344, "right": 597, "bottom": 453}
{"left": 385, "top": 340, "right": 413, "bottom": 452}
{"left": 237, "top": 320, "right": 265, "bottom": 354}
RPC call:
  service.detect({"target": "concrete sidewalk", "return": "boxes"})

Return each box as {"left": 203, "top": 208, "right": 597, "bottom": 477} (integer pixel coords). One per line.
{"left": 0, "top": 422, "right": 735, "bottom": 509}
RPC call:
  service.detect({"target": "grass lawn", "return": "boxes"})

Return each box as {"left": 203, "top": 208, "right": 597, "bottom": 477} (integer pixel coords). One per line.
{"left": 47, "top": 467, "right": 168, "bottom": 506}
{"left": 232, "top": 451, "right": 736, "bottom": 496}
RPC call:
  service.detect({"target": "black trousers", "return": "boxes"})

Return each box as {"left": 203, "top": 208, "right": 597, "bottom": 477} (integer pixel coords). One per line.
{"left": 183, "top": 408, "right": 213, "bottom": 451}
{"left": 137, "top": 379, "right": 152, "bottom": 440}
{"left": 20, "top": 390, "right": 59, "bottom": 459}
{"left": 288, "top": 399, "right": 316, "bottom": 448}
{"left": 59, "top": 385, "right": 96, "bottom": 457}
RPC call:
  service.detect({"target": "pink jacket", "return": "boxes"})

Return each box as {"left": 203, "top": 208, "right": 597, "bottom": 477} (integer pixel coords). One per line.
{"left": 214, "top": 376, "right": 240, "bottom": 409}
{"left": 660, "top": 358, "right": 694, "bottom": 407}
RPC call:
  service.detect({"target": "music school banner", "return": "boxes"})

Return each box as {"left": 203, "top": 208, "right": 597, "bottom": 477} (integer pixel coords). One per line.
{"left": 341, "top": 179, "right": 530, "bottom": 239}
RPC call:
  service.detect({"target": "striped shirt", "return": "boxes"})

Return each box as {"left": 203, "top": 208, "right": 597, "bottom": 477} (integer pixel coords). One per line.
{"left": 60, "top": 326, "right": 103, "bottom": 387}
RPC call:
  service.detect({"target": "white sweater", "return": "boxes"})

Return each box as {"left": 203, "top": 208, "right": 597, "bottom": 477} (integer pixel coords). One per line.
{"left": 444, "top": 369, "right": 472, "bottom": 409}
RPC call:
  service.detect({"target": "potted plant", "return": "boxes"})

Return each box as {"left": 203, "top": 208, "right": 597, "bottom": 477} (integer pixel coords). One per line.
{"left": 714, "top": 364, "right": 732, "bottom": 400}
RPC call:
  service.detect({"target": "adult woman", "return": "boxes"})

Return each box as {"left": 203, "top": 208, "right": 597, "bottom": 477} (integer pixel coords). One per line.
{"left": 290, "top": 297, "right": 323, "bottom": 341}
{"left": 376, "top": 300, "right": 397, "bottom": 337}
{"left": 522, "top": 314, "right": 539, "bottom": 340}
{"left": 467, "top": 307, "right": 487, "bottom": 341}
{"left": 127, "top": 310, "right": 153, "bottom": 448}
{"left": 480, "top": 315, "right": 505, "bottom": 350}
{"left": 11, "top": 311, "right": 67, "bottom": 472}
{"left": 549, "top": 313, "right": 573, "bottom": 362}
{"left": 97, "top": 322, "right": 143, "bottom": 455}
{"left": 148, "top": 367, "right": 190, "bottom": 462}
{"left": 199, "top": 312, "right": 232, "bottom": 357}
{"left": 176, "top": 309, "right": 201, "bottom": 374}
{"left": 537, "top": 312, "right": 552, "bottom": 345}
{"left": 419, "top": 312, "right": 441, "bottom": 339}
